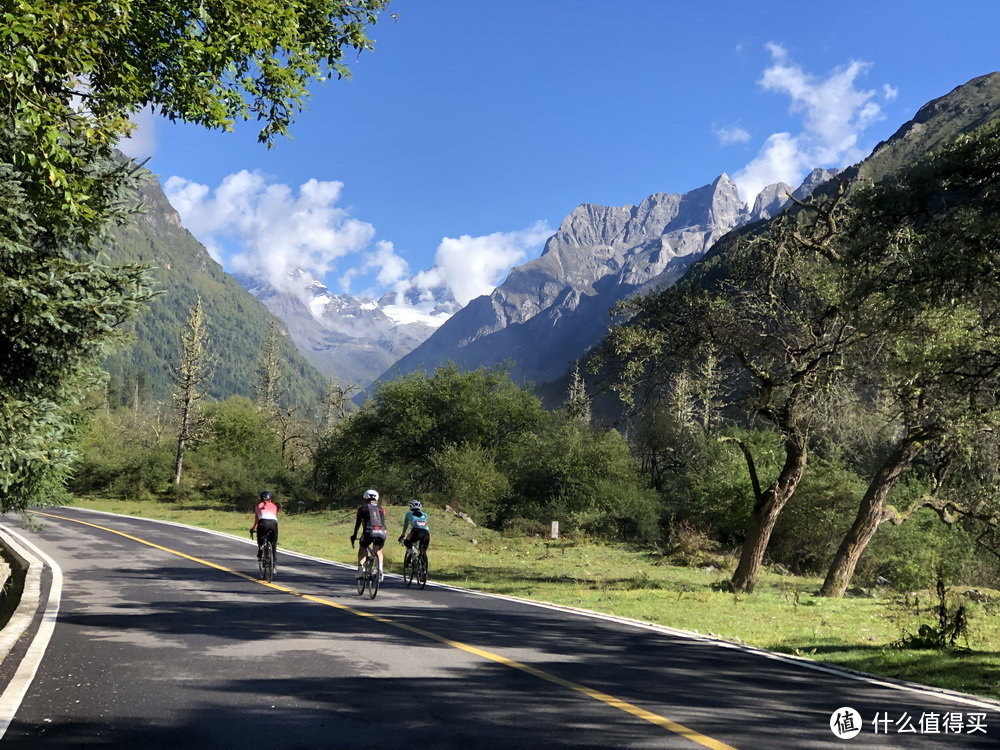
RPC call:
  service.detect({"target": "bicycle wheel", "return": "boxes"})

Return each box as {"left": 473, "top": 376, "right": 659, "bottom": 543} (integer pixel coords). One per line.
{"left": 263, "top": 542, "right": 275, "bottom": 583}
{"left": 368, "top": 559, "right": 380, "bottom": 599}
{"left": 258, "top": 545, "right": 265, "bottom": 579}
{"left": 417, "top": 553, "right": 428, "bottom": 589}
{"left": 356, "top": 553, "right": 368, "bottom": 596}
{"left": 403, "top": 553, "right": 414, "bottom": 587}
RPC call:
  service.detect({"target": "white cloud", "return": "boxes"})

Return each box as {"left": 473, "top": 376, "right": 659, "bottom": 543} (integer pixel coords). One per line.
{"left": 883, "top": 83, "right": 899, "bottom": 102}
{"left": 118, "top": 107, "right": 157, "bottom": 159}
{"left": 164, "top": 170, "right": 375, "bottom": 292}
{"left": 367, "top": 240, "right": 410, "bottom": 287}
{"left": 733, "top": 43, "right": 894, "bottom": 205}
{"left": 416, "top": 221, "right": 552, "bottom": 306}
{"left": 163, "top": 170, "right": 552, "bottom": 326}
{"left": 714, "top": 125, "right": 751, "bottom": 146}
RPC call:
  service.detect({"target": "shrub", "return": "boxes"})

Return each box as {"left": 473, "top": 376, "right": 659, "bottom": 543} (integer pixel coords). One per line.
{"left": 572, "top": 479, "right": 661, "bottom": 543}
{"left": 768, "top": 457, "right": 866, "bottom": 574}
{"left": 430, "top": 443, "right": 510, "bottom": 522}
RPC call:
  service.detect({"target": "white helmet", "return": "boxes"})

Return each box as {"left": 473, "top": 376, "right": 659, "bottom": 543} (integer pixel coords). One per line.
{"left": 363, "top": 489, "right": 379, "bottom": 502}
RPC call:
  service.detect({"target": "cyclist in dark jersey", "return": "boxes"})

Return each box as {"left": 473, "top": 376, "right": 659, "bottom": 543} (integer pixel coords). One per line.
{"left": 351, "top": 489, "right": 388, "bottom": 581}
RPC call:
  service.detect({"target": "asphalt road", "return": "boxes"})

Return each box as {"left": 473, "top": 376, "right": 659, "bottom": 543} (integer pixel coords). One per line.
{"left": 0, "top": 507, "right": 996, "bottom": 749}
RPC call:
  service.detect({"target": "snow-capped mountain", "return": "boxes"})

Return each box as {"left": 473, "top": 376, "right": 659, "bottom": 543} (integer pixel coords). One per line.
{"left": 236, "top": 270, "right": 459, "bottom": 387}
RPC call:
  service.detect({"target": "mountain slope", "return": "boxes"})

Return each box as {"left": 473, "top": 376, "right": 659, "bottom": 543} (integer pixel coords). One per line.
{"left": 101, "top": 170, "right": 328, "bottom": 407}
{"left": 858, "top": 72, "right": 1000, "bottom": 182}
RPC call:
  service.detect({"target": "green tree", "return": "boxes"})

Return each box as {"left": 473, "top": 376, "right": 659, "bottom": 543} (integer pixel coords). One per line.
{"left": 501, "top": 416, "right": 654, "bottom": 537}
{"left": 0, "top": 161, "right": 153, "bottom": 508}
{"left": 1, "top": 0, "right": 387, "bottom": 510}
{"left": 191, "top": 397, "right": 284, "bottom": 504}
{"left": 607, "top": 189, "right": 859, "bottom": 592}
{"left": 316, "top": 366, "right": 547, "bottom": 503}
{"left": 819, "top": 123, "right": 1000, "bottom": 596}
{"left": 3, "top": 0, "right": 387, "bottom": 224}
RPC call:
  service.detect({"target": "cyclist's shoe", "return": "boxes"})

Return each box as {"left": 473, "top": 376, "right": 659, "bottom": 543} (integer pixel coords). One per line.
{"left": 378, "top": 568, "right": 384, "bottom": 582}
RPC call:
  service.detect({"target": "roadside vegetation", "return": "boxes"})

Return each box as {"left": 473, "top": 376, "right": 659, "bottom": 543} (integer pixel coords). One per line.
{"left": 67, "top": 495, "right": 1000, "bottom": 701}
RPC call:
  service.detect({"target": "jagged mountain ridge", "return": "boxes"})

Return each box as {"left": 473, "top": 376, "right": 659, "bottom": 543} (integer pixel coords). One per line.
{"left": 377, "top": 170, "right": 833, "bottom": 387}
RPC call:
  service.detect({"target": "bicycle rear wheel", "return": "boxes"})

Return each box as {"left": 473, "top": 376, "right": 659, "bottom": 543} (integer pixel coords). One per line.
{"left": 357, "top": 553, "right": 368, "bottom": 596}
{"left": 263, "top": 542, "right": 275, "bottom": 582}
{"left": 403, "top": 553, "right": 414, "bottom": 587}
{"left": 368, "top": 559, "right": 380, "bottom": 599}
{"left": 417, "top": 553, "right": 428, "bottom": 589}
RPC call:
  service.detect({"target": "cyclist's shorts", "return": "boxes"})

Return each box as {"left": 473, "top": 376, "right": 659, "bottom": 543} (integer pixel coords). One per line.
{"left": 257, "top": 518, "right": 278, "bottom": 542}
{"left": 360, "top": 531, "right": 386, "bottom": 550}
{"left": 407, "top": 528, "right": 430, "bottom": 549}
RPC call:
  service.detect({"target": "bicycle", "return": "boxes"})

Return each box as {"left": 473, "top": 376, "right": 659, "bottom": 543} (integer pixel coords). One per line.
{"left": 252, "top": 529, "right": 276, "bottom": 583}
{"left": 260, "top": 539, "right": 275, "bottom": 582}
{"left": 401, "top": 540, "right": 428, "bottom": 590}
{"left": 355, "top": 542, "right": 380, "bottom": 599}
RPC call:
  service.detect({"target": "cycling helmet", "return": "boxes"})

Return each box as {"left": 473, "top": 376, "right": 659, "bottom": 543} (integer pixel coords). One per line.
{"left": 363, "top": 489, "right": 379, "bottom": 502}
{"left": 259, "top": 491, "right": 274, "bottom": 501}
{"left": 408, "top": 499, "right": 422, "bottom": 510}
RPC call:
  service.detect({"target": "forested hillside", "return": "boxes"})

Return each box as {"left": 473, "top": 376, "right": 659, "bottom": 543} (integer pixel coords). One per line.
{"left": 101, "top": 170, "right": 327, "bottom": 407}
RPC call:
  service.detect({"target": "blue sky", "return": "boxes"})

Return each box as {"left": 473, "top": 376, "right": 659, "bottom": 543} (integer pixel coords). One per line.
{"left": 122, "top": 1, "right": 1000, "bottom": 319}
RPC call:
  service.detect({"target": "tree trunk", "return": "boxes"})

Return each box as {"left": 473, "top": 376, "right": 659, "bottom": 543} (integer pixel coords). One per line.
{"left": 730, "top": 432, "right": 808, "bottom": 593}
{"left": 173, "top": 408, "right": 190, "bottom": 486}
{"left": 173, "top": 435, "right": 186, "bottom": 486}
{"left": 819, "top": 436, "right": 927, "bottom": 597}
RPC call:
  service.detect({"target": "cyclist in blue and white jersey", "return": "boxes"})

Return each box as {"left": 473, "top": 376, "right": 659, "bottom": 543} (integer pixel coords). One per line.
{"left": 398, "top": 499, "right": 430, "bottom": 556}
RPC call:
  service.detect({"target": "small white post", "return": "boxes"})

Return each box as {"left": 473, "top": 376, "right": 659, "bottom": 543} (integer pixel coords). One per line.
{"left": 550, "top": 520, "right": 559, "bottom": 540}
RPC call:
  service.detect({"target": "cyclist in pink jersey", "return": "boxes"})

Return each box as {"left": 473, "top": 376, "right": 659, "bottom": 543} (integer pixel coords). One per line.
{"left": 250, "top": 490, "right": 280, "bottom": 565}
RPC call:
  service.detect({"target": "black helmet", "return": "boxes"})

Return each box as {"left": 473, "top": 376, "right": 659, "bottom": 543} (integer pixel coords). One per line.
{"left": 259, "top": 491, "right": 274, "bottom": 501}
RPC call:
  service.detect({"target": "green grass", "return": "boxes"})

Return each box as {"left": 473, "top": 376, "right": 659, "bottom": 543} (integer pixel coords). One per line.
{"left": 64, "top": 497, "right": 1000, "bottom": 701}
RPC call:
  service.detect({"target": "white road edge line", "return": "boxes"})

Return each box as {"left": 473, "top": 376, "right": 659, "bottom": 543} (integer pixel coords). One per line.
{"left": 61, "top": 506, "right": 1000, "bottom": 712}
{"left": 0, "top": 523, "right": 63, "bottom": 740}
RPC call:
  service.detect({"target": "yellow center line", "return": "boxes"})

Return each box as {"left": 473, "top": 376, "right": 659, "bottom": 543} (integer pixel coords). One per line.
{"left": 34, "top": 511, "right": 737, "bottom": 750}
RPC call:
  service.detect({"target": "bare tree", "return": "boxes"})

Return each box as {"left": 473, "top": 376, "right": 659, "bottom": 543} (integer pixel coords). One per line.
{"left": 564, "top": 363, "right": 591, "bottom": 424}
{"left": 322, "top": 378, "right": 358, "bottom": 432}
{"left": 170, "top": 298, "right": 213, "bottom": 486}
{"left": 254, "top": 320, "right": 282, "bottom": 416}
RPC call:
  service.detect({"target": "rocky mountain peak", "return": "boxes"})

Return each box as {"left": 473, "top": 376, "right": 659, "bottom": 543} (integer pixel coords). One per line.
{"left": 379, "top": 175, "right": 754, "bottom": 386}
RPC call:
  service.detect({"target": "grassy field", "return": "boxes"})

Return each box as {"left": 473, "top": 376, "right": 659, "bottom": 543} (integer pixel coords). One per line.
{"left": 62, "top": 497, "right": 1000, "bottom": 701}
